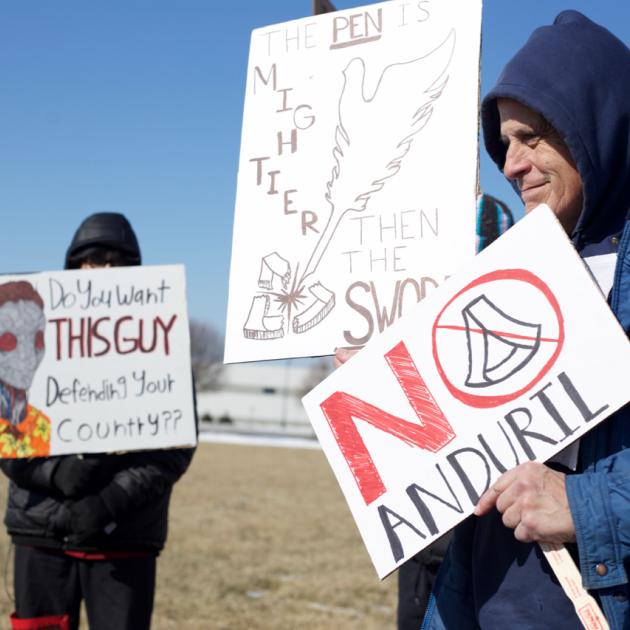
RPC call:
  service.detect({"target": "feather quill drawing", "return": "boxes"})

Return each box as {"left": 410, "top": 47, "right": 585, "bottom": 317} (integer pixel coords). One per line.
{"left": 299, "top": 30, "right": 456, "bottom": 286}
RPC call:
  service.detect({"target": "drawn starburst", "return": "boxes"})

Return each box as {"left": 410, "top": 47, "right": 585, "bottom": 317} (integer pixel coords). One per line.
{"left": 271, "top": 286, "right": 307, "bottom": 312}
{"left": 266, "top": 262, "right": 306, "bottom": 335}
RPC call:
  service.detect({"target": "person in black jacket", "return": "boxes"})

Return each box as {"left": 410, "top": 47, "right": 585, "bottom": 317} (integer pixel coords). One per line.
{"left": 1, "top": 213, "right": 195, "bottom": 630}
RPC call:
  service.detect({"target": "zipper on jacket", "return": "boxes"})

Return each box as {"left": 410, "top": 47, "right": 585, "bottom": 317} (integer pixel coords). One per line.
{"left": 420, "top": 590, "right": 437, "bottom": 630}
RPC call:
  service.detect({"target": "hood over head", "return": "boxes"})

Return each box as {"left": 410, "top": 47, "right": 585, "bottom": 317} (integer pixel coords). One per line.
{"left": 65, "top": 212, "right": 141, "bottom": 269}
{"left": 481, "top": 10, "right": 630, "bottom": 246}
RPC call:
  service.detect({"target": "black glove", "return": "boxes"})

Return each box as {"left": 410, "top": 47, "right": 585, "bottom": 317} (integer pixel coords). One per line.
{"left": 50, "top": 501, "right": 72, "bottom": 537}
{"left": 67, "top": 482, "right": 129, "bottom": 545}
{"left": 67, "top": 495, "right": 114, "bottom": 545}
{"left": 52, "top": 456, "right": 104, "bottom": 498}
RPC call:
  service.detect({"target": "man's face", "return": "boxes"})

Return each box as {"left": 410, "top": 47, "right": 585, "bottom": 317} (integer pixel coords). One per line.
{"left": 498, "top": 98, "right": 583, "bottom": 234}
{"left": 80, "top": 262, "right": 111, "bottom": 269}
{"left": 0, "top": 300, "right": 45, "bottom": 391}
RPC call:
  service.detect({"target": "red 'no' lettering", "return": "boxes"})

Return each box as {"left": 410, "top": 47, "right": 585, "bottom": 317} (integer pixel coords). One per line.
{"left": 320, "top": 341, "right": 454, "bottom": 505}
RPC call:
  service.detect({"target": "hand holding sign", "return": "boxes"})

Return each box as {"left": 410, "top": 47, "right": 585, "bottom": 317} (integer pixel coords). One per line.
{"left": 474, "top": 461, "right": 576, "bottom": 544}
{"left": 333, "top": 347, "right": 359, "bottom": 369}
{"left": 303, "top": 206, "right": 630, "bottom": 579}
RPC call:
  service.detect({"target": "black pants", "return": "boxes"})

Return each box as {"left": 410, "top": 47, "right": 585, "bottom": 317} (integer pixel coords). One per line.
{"left": 13, "top": 545, "right": 156, "bottom": 630}
{"left": 397, "top": 533, "right": 452, "bottom": 630}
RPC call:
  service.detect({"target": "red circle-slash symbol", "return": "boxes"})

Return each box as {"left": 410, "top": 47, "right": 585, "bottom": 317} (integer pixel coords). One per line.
{"left": 432, "top": 269, "right": 564, "bottom": 408}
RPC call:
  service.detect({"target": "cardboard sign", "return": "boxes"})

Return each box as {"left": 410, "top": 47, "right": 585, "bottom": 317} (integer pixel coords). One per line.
{"left": 302, "top": 206, "right": 630, "bottom": 578}
{"left": 0, "top": 265, "right": 196, "bottom": 457}
{"left": 225, "top": 0, "right": 481, "bottom": 363}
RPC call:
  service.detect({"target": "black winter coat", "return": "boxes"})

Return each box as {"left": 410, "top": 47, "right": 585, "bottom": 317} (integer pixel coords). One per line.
{"left": 0, "top": 447, "right": 193, "bottom": 552}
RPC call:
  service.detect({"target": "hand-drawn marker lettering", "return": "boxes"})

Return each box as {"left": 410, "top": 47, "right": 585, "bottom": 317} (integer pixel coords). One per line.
{"left": 320, "top": 340, "right": 453, "bottom": 505}
{"left": 331, "top": 8, "right": 383, "bottom": 50}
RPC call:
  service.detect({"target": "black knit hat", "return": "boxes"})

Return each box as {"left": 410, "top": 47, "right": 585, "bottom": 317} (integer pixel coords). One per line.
{"left": 65, "top": 213, "right": 141, "bottom": 269}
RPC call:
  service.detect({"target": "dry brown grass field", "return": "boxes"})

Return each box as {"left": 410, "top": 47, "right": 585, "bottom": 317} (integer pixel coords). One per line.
{"left": 0, "top": 442, "right": 397, "bottom": 630}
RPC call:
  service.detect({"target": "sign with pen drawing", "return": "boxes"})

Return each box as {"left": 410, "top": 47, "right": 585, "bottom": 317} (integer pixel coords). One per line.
{"left": 302, "top": 206, "right": 630, "bottom": 578}
{"left": 0, "top": 265, "right": 196, "bottom": 458}
{"left": 225, "top": 0, "right": 482, "bottom": 363}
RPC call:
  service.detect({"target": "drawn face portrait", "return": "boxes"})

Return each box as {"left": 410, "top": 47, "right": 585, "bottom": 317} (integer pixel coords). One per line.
{"left": 0, "top": 284, "right": 46, "bottom": 391}
{"left": 498, "top": 98, "right": 583, "bottom": 235}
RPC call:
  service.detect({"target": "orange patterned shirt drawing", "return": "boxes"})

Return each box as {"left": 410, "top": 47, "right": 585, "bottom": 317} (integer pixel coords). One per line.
{"left": 0, "top": 405, "right": 51, "bottom": 458}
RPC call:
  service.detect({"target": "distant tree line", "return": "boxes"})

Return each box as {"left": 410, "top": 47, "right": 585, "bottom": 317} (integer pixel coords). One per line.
{"left": 189, "top": 319, "right": 224, "bottom": 388}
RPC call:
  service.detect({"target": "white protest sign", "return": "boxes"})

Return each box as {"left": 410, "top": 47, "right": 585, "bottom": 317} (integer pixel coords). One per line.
{"left": 302, "top": 206, "right": 630, "bottom": 578}
{"left": 225, "top": 0, "right": 481, "bottom": 363}
{"left": 0, "top": 265, "right": 196, "bottom": 457}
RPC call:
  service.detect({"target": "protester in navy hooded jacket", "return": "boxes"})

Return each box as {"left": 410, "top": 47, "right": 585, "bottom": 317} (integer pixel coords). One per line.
{"left": 423, "top": 11, "right": 630, "bottom": 629}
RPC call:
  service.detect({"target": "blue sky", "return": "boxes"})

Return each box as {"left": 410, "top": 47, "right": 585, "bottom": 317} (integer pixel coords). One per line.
{"left": 2, "top": 1, "right": 629, "bottom": 336}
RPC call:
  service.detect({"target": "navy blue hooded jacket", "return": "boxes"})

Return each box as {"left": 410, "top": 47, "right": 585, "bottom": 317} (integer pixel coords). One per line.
{"left": 482, "top": 10, "right": 630, "bottom": 250}
{"left": 424, "top": 11, "right": 630, "bottom": 630}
